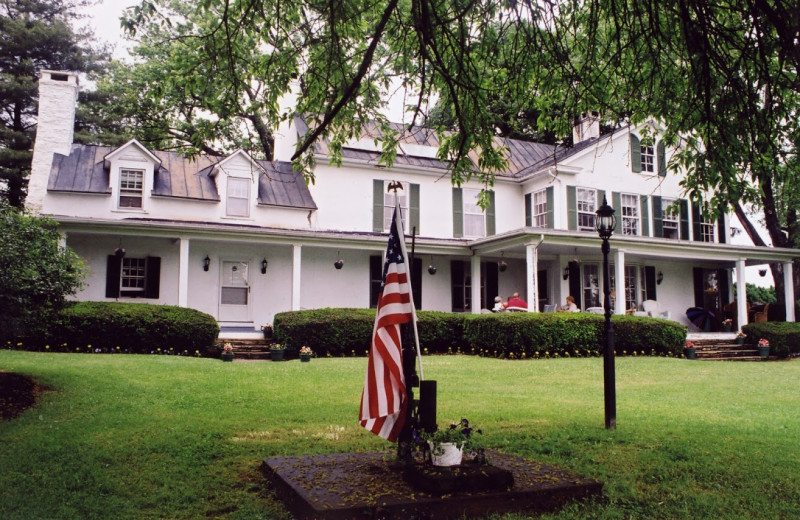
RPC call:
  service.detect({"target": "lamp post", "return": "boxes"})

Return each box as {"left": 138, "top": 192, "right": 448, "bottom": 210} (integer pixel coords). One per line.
{"left": 595, "top": 196, "right": 617, "bottom": 429}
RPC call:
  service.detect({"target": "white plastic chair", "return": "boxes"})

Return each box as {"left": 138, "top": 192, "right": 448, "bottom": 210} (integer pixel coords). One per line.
{"left": 642, "top": 300, "right": 670, "bottom": 319}
{"left": 586, "top": 307, "right": 604, "bottom": 314}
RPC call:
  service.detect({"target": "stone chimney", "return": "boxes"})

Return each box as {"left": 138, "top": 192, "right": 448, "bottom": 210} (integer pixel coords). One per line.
{"left": 26, "top": 70, "right": 80, "bottom": 214}
{"left": 572, "top": 112, "right": 600, "bottom": 144}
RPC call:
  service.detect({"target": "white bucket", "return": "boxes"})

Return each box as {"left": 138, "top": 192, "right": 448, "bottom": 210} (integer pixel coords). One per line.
{"left": 429, "top": 442, "right": 464, "bottom": 466}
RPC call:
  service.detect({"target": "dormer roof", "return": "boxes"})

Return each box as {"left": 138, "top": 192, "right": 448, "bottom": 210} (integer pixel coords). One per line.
{"left": 209, "top": 149, "right": 266, "bottom": 178}
{"left": 103, "top": 139, "right": 162, "bottom": 168}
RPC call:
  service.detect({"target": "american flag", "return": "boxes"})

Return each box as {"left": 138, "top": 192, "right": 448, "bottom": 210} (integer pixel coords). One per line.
{"left": 359, "top": 201, "right": 414, "bottom": 441}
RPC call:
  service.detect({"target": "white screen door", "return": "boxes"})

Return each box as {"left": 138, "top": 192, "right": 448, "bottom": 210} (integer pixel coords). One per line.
{"left": 219, "top": 260, "right": 251, "bottom": 322}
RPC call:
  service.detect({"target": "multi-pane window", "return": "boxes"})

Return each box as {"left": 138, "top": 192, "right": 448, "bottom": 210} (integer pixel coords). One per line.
{"left": 662, "top": 198, "right": 679, "bottom": 239}
{"left": 119, "top": 169, "right": 144, "bottom": 208}
{"left": 621, "top": 194, "right": 639, "bottom": 236}
{"left": 577, "top": 188, "right": 597, "bottom": 231}
{"left": 121, "top": 257, "right": 146, "bottom": 292}
{"left": 532, "top": 189, "right": 548, "bottom": 227}
{"left": 383, "top": 181, "right": 409, "bottom": 232}
{"left": 700, "top": 216, "right": 715, "bottom": 243}
{"left": 610, "top": 265, "right": 639, "bottom": 312}
{"left": 463, "top": 188, "right": 485, "bottom": 237}
{"left": 226, "top": 177, "right": 250, "bottom": 217}
{"left": 641, "top": 143, "right": 655, "bottom": 173}
{"left": 583, "top": 264, "right": 600, "bottom": 309}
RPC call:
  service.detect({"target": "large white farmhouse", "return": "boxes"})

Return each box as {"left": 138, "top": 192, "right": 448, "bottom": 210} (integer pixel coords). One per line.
{"left": 26, "top": 71, "right": 797, "bottom": 332}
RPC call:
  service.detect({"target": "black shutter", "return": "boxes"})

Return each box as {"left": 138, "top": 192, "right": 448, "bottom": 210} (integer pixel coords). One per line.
{"left": 451, "top": 260, "right": 464, "bottom": 312}
{"left": 569, "top": 261, "right": 582, "bottom": 308}
{"left": 652, "top": 195, "right": 663, "bottom": 238}
{"left": 680, "top": 199, "right": 690, "bottom": 239}
{"left": 718, "top": 268, "right": 729, "bottom": 308}
{"left": 484, "top": 261, "right": 498, "bottom": 310}
{"left": 693, "top": 268, "right": 704, "bottom": 307}
{"left": 106, "top": 255, "right": 121, "bottom": 298}
{"left": 631, "top": 134, "right": 642, "bottom": 173}
{"left": 644, "top": 266, "right": 657, "bottom": 300}
{"left": 525, "top": 193, "right": 532, "bottom": 226}
{"left": 369, "top": 255, "right": 382, "bottom": 308}
{"left": 144, "top": 257, "right": 161, "bottom": 299}
{"left": 717, "top": 206, "right": 727, "bottom": 244}
{"left": 692, "top": 202, "right": 702, "bottom": 241}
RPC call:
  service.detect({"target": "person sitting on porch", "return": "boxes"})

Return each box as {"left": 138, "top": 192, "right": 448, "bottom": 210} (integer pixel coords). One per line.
{"left": 559, "top": 295, "right": 579, "bottom": 312}
{"left": 506, "top": 292, "right": 528, "bottom": 309}
{"left": 492, "top": 296, "right": 505, "bottom": 312}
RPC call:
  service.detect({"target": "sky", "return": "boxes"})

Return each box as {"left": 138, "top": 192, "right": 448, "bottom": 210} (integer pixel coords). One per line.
{"left": 78, "top": 2, "right": 776, "bottom": 288}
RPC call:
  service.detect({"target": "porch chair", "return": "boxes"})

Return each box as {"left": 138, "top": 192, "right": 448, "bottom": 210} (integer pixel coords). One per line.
{"left": 753, "top": 303, "right": 770, "bottom": 322}
{"left": 543, "top": 304, "right": 557, "bottom": 312}
{"left": 642, "top": 300, "right": 670, "bottom": 319}
{"left": 586, "top": 307, "right": 604, "bottom": 314}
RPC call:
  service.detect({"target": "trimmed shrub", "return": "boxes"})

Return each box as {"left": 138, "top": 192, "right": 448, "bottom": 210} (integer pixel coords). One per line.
{"left": 742, "top": 322, "right": 800, "bottom": 358}
{"left": 274, "top": 308, "right": 687, "bottom": 358}
{"left": 22, "top": 302, "right": 220, "bottom": 356}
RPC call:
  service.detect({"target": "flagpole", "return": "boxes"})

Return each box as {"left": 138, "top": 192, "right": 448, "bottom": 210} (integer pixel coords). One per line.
{"left": 391, "top": 185, "right": 424, "bottom": 381}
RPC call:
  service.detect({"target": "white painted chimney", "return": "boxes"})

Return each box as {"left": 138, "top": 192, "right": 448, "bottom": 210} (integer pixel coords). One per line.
{"left": 26, "top": 70, "right": 80, "bottom": 214}
{"left": 273, "top": 78, "right": 301, "bottom": 162}
{"left": 572, "top": 112, "right": 600, "bottom": 144}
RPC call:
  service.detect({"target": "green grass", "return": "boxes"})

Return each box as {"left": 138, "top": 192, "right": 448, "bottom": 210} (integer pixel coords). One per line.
{"left": 1, "top": 352, "right": 798, "bottom": 519}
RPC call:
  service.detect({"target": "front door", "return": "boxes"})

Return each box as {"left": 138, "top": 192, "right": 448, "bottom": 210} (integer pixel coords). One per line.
{"left": 219, "top": 260, "right": 251, "bottom": 322}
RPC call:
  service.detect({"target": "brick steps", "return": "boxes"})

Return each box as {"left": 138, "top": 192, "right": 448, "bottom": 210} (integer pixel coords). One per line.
{"left": 689, "top": 339, "right": 774, "bottom": 361}
{"left": 217, "top": 338, "right": 277, "bottom": 360}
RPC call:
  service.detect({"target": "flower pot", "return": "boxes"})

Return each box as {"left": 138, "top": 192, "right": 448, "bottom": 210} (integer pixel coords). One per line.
{"left": 736, "top": 337, "right": 744, "bottom": 345}
{"left": 221, "top": 353, "right": 234, "bottom": 362}
{"left": 429, "top": 442, "right": 463, "bottom": 467}
{"left": 270, "top": 349, "right": 285, "bottom": 361}
{"left": 263, "top": 328, "right": 274, "bottom": 340}
{"left": 758, "top": 346, "right": 770, "bottom": 358}
{"left": 300, "top": 354, "right": 311, "bottom": 363}
{"left": 684, "top": 347, "right": 696, "bottom": 360}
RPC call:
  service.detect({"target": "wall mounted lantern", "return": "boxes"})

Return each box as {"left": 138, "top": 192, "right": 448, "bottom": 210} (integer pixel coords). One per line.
{"left": 563, "top": 265, "right": 570, "bottom": 280}
{"left": 114, "top": 247, "right": 126, "bottom": 258}
{"left": 657, "top": 271, "right": 664, "bottom": 285}
{"left": 261, "top": 258, "right": 268, "bottom": 274}
{"left": 203, "top": 256, "right": 210, "bottom": 272}
{"left": 498, "top": 260, "right": 508, "bottom": 272}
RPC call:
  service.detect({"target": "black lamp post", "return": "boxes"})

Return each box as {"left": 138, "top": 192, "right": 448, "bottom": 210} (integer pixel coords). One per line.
{"left": 595, "top": 196, "right": 617, "bottom": 429}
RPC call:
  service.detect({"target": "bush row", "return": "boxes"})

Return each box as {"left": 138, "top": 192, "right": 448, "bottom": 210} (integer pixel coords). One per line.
{"left": 7, "top": 302, "right": 220, "bottom": 357}
{"left": 273, "top": 308, "right": 687, "bottom": 358}
{"left": 742, "top": 322, "right": 800, "bottom": 358}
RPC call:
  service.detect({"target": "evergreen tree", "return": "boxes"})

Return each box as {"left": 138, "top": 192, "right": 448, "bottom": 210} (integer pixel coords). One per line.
{"left": 0, "top": 0, "right": 107, "bottom": 206}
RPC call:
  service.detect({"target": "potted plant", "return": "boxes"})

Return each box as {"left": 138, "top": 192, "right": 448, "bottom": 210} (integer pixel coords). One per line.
{"left": 299, "top": 346, "right": 312, "bottom": 362}
{"left": 757, "top": 338, "right": 770, "bottom": 359}
{"left": 736, "top": 331, "right": 745, "bottom": 345}
{"left": 722, "top": 319, "right": 733, "bottom": 332}
{"left": 684, "top": 340, "right": 696, "bottom": 360}
{"left": 270, "top": 343, "right": 285, "bottom": 361}
{"left": 262, "top": 323, "right": 274, "bottom": 340}
{"left": 421, "top": 418, "right": 483, "bottom": 467}
{"left": 221, "top": 343, "right": 234, "bottom": 362}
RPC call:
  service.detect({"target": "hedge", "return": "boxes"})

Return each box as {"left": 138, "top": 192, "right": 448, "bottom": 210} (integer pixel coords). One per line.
{"left": 8, "top": 302, "right": 220, "bottom": 356}
{"left": 742, "top": 322, "right": 800, "bottom": 358}
{"left": 274, "top": 308, "right": 687, "bottom": 358}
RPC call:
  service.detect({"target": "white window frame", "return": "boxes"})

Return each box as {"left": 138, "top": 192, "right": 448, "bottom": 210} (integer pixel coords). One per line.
{"left": 120, "top": 257, "right": 147, "bottom": 293}
{"left": 118, "top": 168, "right": 144, "bottom": 209}
{"left": 577, "top": 188, "right": 597, "bottom": 232}
{"left": 610, "top": 265, "right": 640, "bottom": 312}
{"left": 661, "top": 198, "right": 679, "bottom": 239}
{"left": 226, "top": 176, "right": 251, "bottom": 218}
{"left": 641, "top": 142, "right": 655, "bottom": 173}
{"left": 463, "top": 188, "right": 485, "bottom": 238}
{"left": 701, "top": 216, "right": 716, "bottom": 243}
{"left": 383, "top": 180, "right": 409, "bottom": 232}
{"left": 621, "top": 193, "right": 640, "bottom": 236}
{"left": 532, "top": 189, "right": 547, "bottom": 228}
{"left": 582, "top": 264, "right": 600, "bottom": 309}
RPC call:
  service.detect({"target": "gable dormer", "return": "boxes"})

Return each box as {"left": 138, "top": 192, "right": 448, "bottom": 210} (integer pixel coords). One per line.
{"left": 210, "top": 150, "right": 265, "bottom": 219}
{"left": 104, "top": 139, "right": 162, "bottom": 212}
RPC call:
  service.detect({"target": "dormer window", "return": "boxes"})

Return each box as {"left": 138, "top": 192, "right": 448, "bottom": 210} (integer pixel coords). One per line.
{"left": 119, "top": 169, "right": 144, "bottom": 208}
{"left": 226, "top": 177, "right": 250, "bottom": 217}
{"left": 640, "top": 142, "right": 655, "bottom": 173}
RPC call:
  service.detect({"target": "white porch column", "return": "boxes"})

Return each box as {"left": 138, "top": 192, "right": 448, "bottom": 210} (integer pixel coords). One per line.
{"left": 471, "top": 255, "right": 482, "bottom": 314}
{"left": 178, "top": 237, "right": 189, "bottom": 307}
{"left": 784, "top": 261, "right": 795, "bottom": 322}
{"left": 292, "top": 244, "right": 302, "bottom": 311}
{"left": 614, "top": 250, "right": 626, "bottom": 315}
{"left": 526, "top": 243, "right": 539, "bottom": 312}
{"left": 736, "top": 259, "right": 748, "bottom": 329}
{"left": 58, "top": 230, "right": 67, "bottom": 249}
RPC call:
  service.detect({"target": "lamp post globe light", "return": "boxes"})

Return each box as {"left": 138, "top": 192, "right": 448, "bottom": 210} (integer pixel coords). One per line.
{"left": 596, "top": 196, "right": 617, "bottom": 429}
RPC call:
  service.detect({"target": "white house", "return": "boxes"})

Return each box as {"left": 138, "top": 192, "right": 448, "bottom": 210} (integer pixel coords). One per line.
{"left": 27, "top": 71, "right": 797, "bottom": 332}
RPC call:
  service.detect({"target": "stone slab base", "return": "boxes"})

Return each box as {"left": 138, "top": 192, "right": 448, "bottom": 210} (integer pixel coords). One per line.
{"left": 261, "top": 450, "right": 602, "bottom": 519}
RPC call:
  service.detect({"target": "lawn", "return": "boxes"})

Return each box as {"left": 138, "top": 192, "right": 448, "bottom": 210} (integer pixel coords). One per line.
{"left": 0, "top": 351, "right": 798, "bottom": 519}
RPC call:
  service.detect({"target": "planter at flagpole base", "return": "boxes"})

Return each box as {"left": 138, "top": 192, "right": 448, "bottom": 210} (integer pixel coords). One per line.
{"left": 429, "top": 442, "right": 463, "bottom": 467}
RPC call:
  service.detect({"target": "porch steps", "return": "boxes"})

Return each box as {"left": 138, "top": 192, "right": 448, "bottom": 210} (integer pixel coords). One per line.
{"left": 688, "top": 338, "right": 774, "bottom": 362}
{"left": 217, "top": 338, "right": 275, "bottom": 360}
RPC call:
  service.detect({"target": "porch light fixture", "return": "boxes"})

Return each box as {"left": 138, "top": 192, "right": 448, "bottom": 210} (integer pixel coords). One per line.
{"left": 114, "top": 247, "right": 126, "bottom": 258}
{"left": 595, "top": 196, "right": 617, "bottom": 430}
{"left": 203, "top": 256, "right": 210, "bottom": 272}
{"left": 428, "top": 256, "right": 437, "bottom": 275}
{"left": 759, "top": 269, "right": 767, "bottom": 277}
{"left": 563, "top": 265, "right": 570, "bottom": 280}
{"left": 261, "top": 258, "right": 268, "bottom": 274}
{"left": 498, "top": 260, "right": 508, "bottom": 272}
{"left": 657, "top": 271, "right": 664, "bottom": 285}
{"left": 334, "top": 251, "right": 344, "bottom": 270}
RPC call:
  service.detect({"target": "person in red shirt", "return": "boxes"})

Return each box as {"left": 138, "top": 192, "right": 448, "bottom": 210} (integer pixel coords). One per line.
{"left": 506, "top": 292, "right": 528, "bottom": 309}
